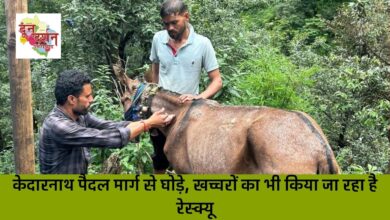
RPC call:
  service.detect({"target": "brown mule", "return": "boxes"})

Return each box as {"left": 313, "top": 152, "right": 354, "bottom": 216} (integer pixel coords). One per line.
{"left": 122, "top": 79, "right": 340, "bottom": 174}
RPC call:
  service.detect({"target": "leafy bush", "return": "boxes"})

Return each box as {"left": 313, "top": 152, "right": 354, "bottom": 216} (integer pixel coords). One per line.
{"left": 0, "top": 81, "right": 12, "bottom": 152}
{"left": 344, "top": 163, "right": 382, "bottom": 174}
{"left": 118, "top": 134, "right": 154, "bottom": 174}
{"left": 0, "top": 3, "right": 11, "bottom": 152}
{"left": 231, "top": 45, "right": 316, "bottom": 111}
{"left": 0, "top": 148, "right": 15, "bottom": 174}
{"left": 330, "top": 0, "right": 390, "bottom": 63}
{"left": 311, "top": 55, "right": 390, "bottom": 172}
{"left": 90, "top": 65, "right": 123, "bottom": 119}
{"left": 31, "top": 60, "right": 57, "bottom": 126}
{"left": 238, "top": 0, "right": 390, "bottom": 173}
{"left": 189, "top": 0, "right": 265, "bottom": 102}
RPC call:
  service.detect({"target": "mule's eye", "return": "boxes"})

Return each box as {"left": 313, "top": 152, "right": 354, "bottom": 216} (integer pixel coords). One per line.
{"left": 132, "top": 85, "right": 137, "bottom": 90}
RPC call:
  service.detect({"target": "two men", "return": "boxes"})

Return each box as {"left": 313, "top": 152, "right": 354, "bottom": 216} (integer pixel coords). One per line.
{"left": 149, "top": 0, "right": 222, "bottom": 173}
{"left": 39, "top": 0, "right": 221, "bottom": 174}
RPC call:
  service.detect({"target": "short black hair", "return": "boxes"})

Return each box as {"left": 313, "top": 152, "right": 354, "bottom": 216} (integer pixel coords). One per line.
{"left": 160, "top": 0, "right": 188, "bottom": 18}
{"left": 55, "top": 70, "right": 91, "bottom": 105}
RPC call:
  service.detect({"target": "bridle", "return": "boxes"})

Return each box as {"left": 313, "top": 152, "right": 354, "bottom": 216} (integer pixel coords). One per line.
{"left": 124, "top": 83, "right": 160, "bottom": 121}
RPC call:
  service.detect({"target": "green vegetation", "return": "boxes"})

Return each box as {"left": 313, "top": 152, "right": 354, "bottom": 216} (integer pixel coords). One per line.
{"left": 1, "top": 0, "right": 389, "bottom": 174}
{"left": 232, "top": 45, "right": 316, "bottom": 111}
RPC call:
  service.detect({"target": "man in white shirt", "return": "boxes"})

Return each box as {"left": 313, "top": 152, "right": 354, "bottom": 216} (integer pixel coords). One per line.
{"left": 149, "top": 0, "right": 222, "bottom": 173}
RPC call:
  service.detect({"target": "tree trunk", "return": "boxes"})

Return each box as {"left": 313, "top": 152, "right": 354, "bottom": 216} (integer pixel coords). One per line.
{"left": 4, "top": 0, "right": 35, "bottom": 174}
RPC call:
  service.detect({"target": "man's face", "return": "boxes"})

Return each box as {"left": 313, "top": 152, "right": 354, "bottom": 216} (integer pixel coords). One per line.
{"left": 162, "top": 12, "right": 189, "bottom": 40}
{"left": 73, "top": 84, "right": 93, "bottom": 116}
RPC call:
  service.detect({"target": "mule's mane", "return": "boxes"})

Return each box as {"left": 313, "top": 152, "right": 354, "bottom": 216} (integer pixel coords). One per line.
{"left": 158, "top": 87, "right": 181, "bottom": 97}
{"left": 150, "top": 85, "right": 225, "bottom": 110}
{"left": 156, "top": 88, "right": 183, "bottom": 106}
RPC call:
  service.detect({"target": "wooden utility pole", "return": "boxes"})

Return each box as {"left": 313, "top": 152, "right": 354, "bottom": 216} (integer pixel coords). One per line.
{"left": 4, "top": 0, "right": 35, "bottom": 174}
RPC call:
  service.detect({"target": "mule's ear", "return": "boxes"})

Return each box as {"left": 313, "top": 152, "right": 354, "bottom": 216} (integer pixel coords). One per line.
{"left": 113, "top": 60, "right": 130, "bottom": 88}
{"left": 125, "top": 78, "right": 140, "bottom": 92}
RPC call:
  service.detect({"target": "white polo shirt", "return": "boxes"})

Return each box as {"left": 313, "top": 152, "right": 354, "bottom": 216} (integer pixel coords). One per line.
{"left": 149, "top": 24, "right": 219, "bottom": 95}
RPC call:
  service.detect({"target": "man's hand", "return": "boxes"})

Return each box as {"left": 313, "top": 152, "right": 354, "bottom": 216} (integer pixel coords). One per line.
{"left": 126, "top": 108, "right": 174, "bottom": 140}
{"left": 146, "top": 108, "right": 175, "bottom": 128}
{"left": 178, "top": 94, "right": 202, "bottom": 103}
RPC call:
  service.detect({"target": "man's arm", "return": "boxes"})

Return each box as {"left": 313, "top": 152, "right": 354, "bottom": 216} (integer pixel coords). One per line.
{"left": 150, "top": 33, "right": 160, "bottom": 84}
{"left": 86, "top": 114, "right": 130, "bottom": 130}
{"left": 151, "top": 63, "right": 160, "bottom": 83}
{"left": 179, "top": 68, "right": 223, "bottom": 102}
{"left": 198, "top": 68, "right": 223, "bottom": 99}
{"left": 51, "top": 109, "right": 174, "bottom": 148}
{"left": 50, "top": 118, "right": 131, "bottom": 148}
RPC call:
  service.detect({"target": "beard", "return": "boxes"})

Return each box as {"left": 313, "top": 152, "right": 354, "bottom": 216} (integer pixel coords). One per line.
{"left": 168, "top": 24, "right": 187, "bottom": 40}
{"left": 73, "top": 106, "right": 89, "bottom": 116}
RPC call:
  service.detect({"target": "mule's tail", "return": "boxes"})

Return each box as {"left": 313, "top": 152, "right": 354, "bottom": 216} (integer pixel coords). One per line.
{"left": 294, "top": 111, "right": 341, "bottom": 174}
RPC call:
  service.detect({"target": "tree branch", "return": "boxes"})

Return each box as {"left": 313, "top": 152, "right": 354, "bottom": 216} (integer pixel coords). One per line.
{"left": 119, "top": 31, "right": 134, "bottom": 68}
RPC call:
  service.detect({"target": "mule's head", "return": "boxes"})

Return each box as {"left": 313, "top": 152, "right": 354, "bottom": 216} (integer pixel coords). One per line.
{"left": 112, "top": 61, "right": 140, "bottom": 103}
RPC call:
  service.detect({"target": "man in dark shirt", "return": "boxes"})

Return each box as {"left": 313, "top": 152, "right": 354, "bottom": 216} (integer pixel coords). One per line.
{"left": 39, "top": 70, "right": 174, "bottom": 174}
